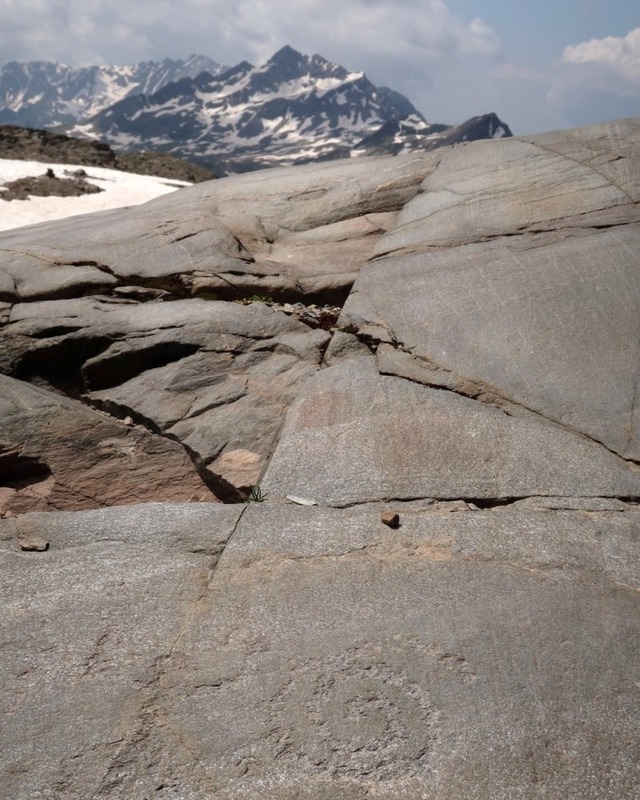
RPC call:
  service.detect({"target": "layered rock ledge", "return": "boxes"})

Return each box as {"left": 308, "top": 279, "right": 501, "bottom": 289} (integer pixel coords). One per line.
{"left": 2, "top": 118, "right": 640, "bottom": 799}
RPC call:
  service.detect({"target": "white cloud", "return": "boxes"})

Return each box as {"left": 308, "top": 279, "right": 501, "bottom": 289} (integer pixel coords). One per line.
{"left": 0, "top": 0, "right": 499, "bottom": 69}
{"left": 545, "top": 27, "right": 640, "bottom": 128}
{"left": 563, "top": 27, "right": 640, "bottom": 85}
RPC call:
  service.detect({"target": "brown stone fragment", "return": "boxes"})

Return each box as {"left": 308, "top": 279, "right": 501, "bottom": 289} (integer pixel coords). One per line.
{"left": 381, "top": 511, "right": 400, "bottom": 528}
{"left": 18, "top": 536, "right": 49, "bottom": 552}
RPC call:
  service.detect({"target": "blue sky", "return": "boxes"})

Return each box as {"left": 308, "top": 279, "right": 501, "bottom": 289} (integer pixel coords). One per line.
{"left": 1, "top": 0, "right": 638, "bottom": 135}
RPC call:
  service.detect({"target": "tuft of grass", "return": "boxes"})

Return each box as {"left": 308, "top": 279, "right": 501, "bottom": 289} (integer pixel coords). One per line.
{"left": 245, "top": 485, "right": 268, "bottom": 503}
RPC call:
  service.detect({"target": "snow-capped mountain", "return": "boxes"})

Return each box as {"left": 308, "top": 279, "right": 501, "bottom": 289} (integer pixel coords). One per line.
{"left": 70, "top": 46, "right": 437, "bottom": 172}
{"left": 354, "top": 112, "right": 511, "bottom": 157}
{"left": 0, "top": 55, "right": 225, "bottom": 129}
{"left": 1, "top": 47, "right": 512, "bottom": 175}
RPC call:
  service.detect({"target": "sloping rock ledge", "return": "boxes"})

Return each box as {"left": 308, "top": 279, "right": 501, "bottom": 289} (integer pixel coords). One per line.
{"left": 1, "top": 118, "right": 640, "bottom": 799}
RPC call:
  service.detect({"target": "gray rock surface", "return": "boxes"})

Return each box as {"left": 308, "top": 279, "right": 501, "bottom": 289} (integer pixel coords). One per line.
{"left": 1, "top": 502, "right": 639, "bottom": 798}
{"left": 0, "top": 152, "right": 438, "bottom": 304}
{"left": 2, "top": 118, "right": 640, "bottom": 798}
{"left": 343, "top": 120, "right": 640, "bottom": 461}
{"left": 261, "top": 355, "right": 640, "bottom": 506}
{"left": 2, "top": 297, "right": 329, "bottom": 498}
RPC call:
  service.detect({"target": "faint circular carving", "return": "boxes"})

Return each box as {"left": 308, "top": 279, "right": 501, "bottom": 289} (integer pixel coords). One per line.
{"left": 268, "top": 644, "right": 437, "bottom": 780}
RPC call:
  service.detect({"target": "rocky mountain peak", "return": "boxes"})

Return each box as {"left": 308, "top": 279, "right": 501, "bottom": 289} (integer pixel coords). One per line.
{"left": 1, "top": 48, "right": 513, "bottom": 174}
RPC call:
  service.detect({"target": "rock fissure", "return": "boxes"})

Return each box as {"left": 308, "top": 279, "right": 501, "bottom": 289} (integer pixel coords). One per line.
{"left": 368, "top": 330, "right": 640, "bottom": 471}
{"left": 323, "top": 494, "right": 640, "bottom": 510}
{"left": 371, "top": 216, "right": 636, "bottom": 260}
{"left": 523, "top": 138, "right": 636, "bottom": 204}
{"left": 625, "top": 372, "right": 640, "bottom": 456}
{"left": 93, "top": 505, "right": 246, "bottom": 794}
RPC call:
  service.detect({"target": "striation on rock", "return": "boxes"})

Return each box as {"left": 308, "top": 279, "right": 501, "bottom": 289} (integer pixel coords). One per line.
{"left": 2, "top": 117, "right": 640, "bottom": 799}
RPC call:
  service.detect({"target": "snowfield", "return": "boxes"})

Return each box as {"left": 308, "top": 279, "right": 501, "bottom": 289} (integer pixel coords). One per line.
{"left": 0, "top": 158, "right": 191, "bottom": 232}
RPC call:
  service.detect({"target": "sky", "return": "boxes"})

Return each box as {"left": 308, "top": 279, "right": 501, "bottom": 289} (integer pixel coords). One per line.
{"left": 0, "top": 0, "right": 639, "bottom": 135}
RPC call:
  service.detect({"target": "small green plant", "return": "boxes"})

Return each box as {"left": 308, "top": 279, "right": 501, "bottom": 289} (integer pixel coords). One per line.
{"left": 245, "top": 484, "right": 268, "bottom": 503}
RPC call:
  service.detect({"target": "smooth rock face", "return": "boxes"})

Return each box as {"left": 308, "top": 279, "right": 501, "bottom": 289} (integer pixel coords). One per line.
{"left": 262, "top": 355, "right": 640, "bottom": 506}
{"left": 1, "top": 503, "right": 639, "bottom": 798}
{"left": 2, "top": 118, "right": 640, "bottom": 799}
{"left": 376, "top": 119, "right": 640, "bottom": 254}
{"left": 344, "top": 119, "right": 640, "bottom": 461}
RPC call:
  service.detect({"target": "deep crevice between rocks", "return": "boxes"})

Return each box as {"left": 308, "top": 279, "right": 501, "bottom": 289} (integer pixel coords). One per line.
{"left": 0, "top": 448, "right": 52, "bottom": 488}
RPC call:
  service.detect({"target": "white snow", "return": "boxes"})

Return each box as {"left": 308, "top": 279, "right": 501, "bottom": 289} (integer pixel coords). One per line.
{"left": 0, "top": 158, "right": 191, "bottom": 233}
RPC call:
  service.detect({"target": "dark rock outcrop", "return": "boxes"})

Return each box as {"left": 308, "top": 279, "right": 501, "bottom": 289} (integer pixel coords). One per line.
{"left": 0, "top": 124, "right": 217, "bottom": 182}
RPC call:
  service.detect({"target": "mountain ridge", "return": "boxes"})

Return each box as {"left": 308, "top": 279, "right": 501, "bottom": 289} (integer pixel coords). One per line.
{"left": 1, "top": 47, "right": 512, "bottom": 174}
{"left": 0, "top": 55, "right": 225, "bottom": 128}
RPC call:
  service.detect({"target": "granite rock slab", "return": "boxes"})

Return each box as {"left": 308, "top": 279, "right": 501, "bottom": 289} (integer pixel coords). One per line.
{"left": 0, "top": 503, "right": 242, "bottom": 799}
{"left": 1, "top": 502, "right": 638, "bottom": 798}
{"left": 261, "top": 356, "right": 640, "bottom": 506}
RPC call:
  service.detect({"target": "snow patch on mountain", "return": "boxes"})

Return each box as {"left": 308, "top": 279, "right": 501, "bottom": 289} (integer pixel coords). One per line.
{"left": 0, "top": 56, "right": 226, "bottom": 128}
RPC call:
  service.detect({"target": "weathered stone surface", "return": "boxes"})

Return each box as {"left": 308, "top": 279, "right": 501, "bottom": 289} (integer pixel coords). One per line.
{"left": 1, "top": 297, "right": 328, "bottom": 498}
{"left": 0, "top": 374, "right": 218, "bottom": 515}
{"left": 0, "top": 152, "right": 439, "bottom": 305}
{"left": 376, "top": 119, "right": 640, "bottom": 255}
{"left": 0, "top": 503, "right": 241, "bottom": 800}
{"left": 0, "top": 203, "right": 251, "bottom": 303}
{"left": 344, "top": 224, "right": 640, "bottom": 461}
{"left": 2, "top": 503, "right": 638, "bottom": 798}
{"left": 262, "top": 356, "right": 640, "bottom": 506}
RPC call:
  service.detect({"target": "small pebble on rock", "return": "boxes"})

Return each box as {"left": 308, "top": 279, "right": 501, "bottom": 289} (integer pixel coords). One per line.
{"left": 19, "top": 536, "right": 49, "bottom": 552}
{"left": 381, "top": 511, "right": 400, "bottom": 528}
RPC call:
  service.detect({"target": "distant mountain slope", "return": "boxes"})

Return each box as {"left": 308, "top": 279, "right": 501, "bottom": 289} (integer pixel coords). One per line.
{"left": 0, "top": 55, "right": 225, "bottom": 128}
{"left": 1, "top": 47, "right": 512, "bottom": 175}
{"left": 70, "top": 46, "right": 511, "bottom": 173}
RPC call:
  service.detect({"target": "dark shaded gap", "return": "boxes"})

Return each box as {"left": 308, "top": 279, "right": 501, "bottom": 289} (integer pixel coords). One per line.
{"left": 82, "top": 341, "right": 200, "bottom": 391}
